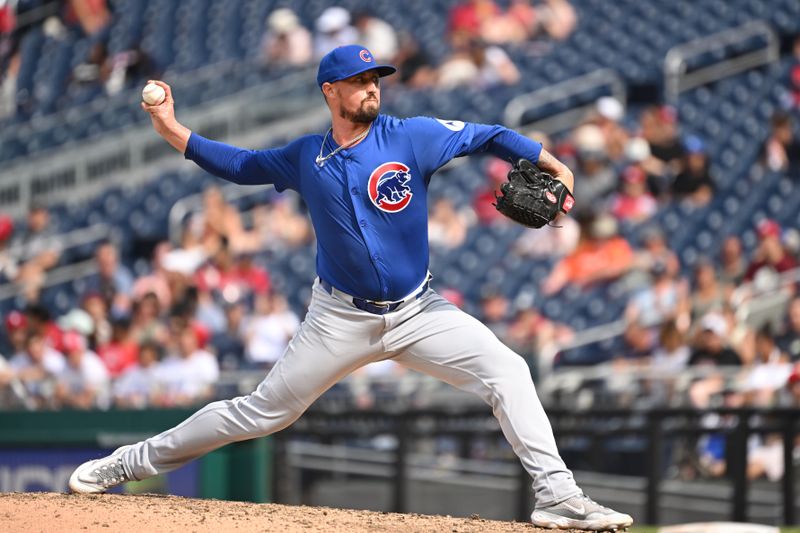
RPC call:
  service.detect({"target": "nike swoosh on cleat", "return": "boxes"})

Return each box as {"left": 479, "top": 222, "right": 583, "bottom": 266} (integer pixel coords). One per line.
{"left": 561, "top": 502, "right": 585, "bottom": 514}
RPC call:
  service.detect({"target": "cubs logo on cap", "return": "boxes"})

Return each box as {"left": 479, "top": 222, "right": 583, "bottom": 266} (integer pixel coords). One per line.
{"left": 317, "top": 45, "right": 396, "bottom": 87}
{"left": 368, "top": 162, "right": 413, "bottom": 213}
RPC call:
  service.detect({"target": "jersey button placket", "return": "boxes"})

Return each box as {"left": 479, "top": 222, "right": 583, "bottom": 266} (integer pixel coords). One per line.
{"left": 345, "top": 159, "right": 384, "bottom": 296}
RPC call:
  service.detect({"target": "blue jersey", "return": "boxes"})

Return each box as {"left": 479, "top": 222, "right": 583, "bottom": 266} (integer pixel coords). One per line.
{"left": 185, "top": 114, "right": 542, "bottom": 301}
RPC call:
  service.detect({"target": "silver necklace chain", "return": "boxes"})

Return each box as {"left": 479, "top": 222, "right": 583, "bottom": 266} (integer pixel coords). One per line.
{"left": 315, "top": 124, "right": 371, "bottom": 166}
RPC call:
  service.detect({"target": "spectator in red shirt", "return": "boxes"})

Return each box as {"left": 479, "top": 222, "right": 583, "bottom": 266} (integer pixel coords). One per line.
{"left": 97, "top": 317, "right": 138, "bottom": 378}
{"left": 448, "top": 0, "right": 500, "bottom": 42}
{"left": 789, "top": 36, "right": 800, "bottom": 109}
{"left": 0, "top": 1, "right": 15, "bottom": 37}
{"left": 195, "top": 238, "right": 270, "bottom": 298}
{"left": 64, "top": 0, "right": 111, "bottom": 37}
{"left": 234, "top": 254, "right": 270, "bottom": 295}
{"left": 610, "top": 165, "right": 657, "bottom": 223}
{"left": 745, "top": 220, "right": 798, "bottom": 289}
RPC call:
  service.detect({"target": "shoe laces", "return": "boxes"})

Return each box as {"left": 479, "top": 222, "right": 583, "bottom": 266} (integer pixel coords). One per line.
{"left": 581, "top": 494, "right": 619, "bottom": 513}
{"left": 92, "top": 458, "right": 128, "bottom": 487}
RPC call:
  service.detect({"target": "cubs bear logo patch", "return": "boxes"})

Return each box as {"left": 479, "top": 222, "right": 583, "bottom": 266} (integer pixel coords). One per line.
{"left": 368, "top": 162, "right": 413, "bottom": 213}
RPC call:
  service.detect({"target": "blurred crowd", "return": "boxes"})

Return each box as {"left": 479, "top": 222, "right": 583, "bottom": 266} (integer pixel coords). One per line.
{"left": 0, "top": 0, "right": 578, "bottom": 412}
{"left": 0, "top": 0, "right": 157, "bottom": 120}
{"left": 261, "top": 0, "right": 575, "bottom": 90}
{"left": 0, "top": 187, "right": 312, "bottom": 410}
{"left": 0, "top": 0, "right": 577, "bottom": 122}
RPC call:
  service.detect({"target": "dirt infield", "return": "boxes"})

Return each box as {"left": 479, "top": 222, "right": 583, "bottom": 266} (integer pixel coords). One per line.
{"left": 0, "top": 492, "right": 592, "bottom": 532}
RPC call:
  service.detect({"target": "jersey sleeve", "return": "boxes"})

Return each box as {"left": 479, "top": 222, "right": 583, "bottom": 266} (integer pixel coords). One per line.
{"left": 184, "top": 133, "right": 303, "bottom": 192}
{"left": 402, "top": 116, "right": 543, "bottom": 177}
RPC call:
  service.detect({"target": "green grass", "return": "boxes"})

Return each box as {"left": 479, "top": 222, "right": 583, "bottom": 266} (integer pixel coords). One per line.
{"left": 628, "top": 526, "right": 800, "bottom": 533}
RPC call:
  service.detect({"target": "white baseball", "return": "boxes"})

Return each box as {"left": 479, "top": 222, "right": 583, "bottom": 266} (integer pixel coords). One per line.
{"left": 142, "top": 83, "right": 166, "bottom": 105}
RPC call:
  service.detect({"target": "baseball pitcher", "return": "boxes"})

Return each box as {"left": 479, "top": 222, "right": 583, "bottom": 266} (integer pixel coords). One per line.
{"left": 70, "top": 45, "right": 632, "bottom": 531}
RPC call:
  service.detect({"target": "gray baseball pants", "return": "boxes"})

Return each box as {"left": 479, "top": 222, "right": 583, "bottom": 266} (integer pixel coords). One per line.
{"left": 122, "top": 280, "right": 581, "bottom": 506}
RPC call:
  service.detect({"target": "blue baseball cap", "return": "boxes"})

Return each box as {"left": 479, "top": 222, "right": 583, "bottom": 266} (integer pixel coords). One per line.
{"left": 316, "top": 45, "right": 396, "bottom": 87}
{"left": 683, "top": 134, "right": 706, "bottom": 154}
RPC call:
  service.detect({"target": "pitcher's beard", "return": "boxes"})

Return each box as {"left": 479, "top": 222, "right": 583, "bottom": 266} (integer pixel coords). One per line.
{"left": 341, "top": 101, "right": 379, "bottom": 123}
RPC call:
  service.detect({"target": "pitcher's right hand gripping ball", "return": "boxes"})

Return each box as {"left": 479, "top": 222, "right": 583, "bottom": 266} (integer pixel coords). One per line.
{"left": 494, "top": 159, "right": 575, "bottom": 228}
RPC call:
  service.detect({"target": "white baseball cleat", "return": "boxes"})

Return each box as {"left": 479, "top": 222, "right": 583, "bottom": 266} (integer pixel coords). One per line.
{"left": 531, "top": 494, "right": 633, "bottom": 531}
{"left": 69, "top": 446, "right": 133, "bottom": 494}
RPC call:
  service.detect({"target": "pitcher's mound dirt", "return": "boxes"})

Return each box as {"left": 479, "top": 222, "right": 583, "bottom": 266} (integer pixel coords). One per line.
{"left": 0, "top": 492, "right": 595, "bottom": 532}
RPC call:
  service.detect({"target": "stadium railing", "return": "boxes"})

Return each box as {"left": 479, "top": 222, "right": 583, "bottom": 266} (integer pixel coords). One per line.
{"left": 664, "top": 20, "right": 779, "bottom": 103}
{"left": 502, "top": 68, "right": 626, "bottom": 133}
{"left": 535, "top": 265, "right": 800, "bottom": 379}
{"left": 278, "top": 406, "right": 799, "bottom": 525}
{"left": 166, "top": 183, "right": 274, "bottom": 245}
{"left": 731, "top": 266, "right": 800, "bottom": 330}
{"left": 0, "top": 66, "right": 323, "bottom": 218}
{"left": 0, "top": 222, "right": 116, "bottom": 303}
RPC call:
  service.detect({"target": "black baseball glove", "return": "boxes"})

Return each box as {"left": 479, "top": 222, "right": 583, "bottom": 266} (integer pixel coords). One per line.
{"left": 494, "top": 159, "right": 575, "bottom": 228}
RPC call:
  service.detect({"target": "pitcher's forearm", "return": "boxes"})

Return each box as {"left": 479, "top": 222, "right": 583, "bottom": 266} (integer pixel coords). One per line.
{"left": 158, "top": 120, "right": 192, "bottom": 154}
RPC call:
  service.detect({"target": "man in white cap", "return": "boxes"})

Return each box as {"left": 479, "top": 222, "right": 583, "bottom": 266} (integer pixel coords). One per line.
{"left": 261, "top": 8, "right": 312, "bottom": 67}
{"left": 313, "top": 7, "right": 358, "bottom": 59}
